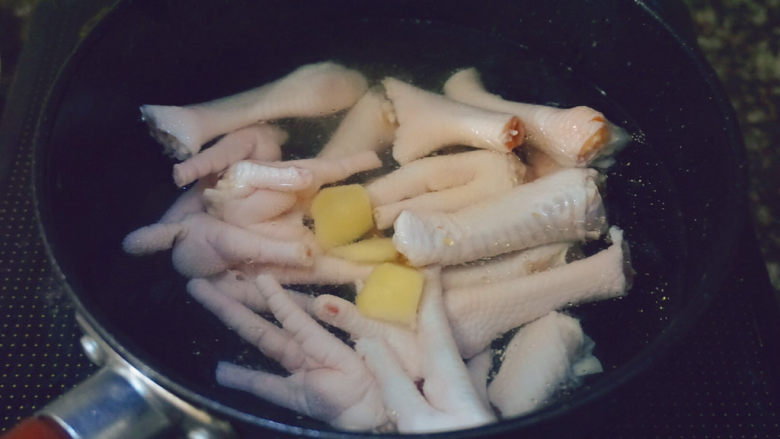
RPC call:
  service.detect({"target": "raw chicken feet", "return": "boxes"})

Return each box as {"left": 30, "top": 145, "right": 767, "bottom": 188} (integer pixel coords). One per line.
{"left": 205, "top": 275, "right": 389, "bottom": 431}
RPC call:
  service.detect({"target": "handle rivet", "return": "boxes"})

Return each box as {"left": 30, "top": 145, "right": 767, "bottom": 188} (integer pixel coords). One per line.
{"left": 79, "top": 335, "right": 105, "bottom": 365}
{"left": 188, "top": 427, "right": 218, "bottom": 439}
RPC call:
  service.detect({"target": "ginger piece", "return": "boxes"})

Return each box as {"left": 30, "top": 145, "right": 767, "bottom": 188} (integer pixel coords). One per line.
{"left": 356, "top": 263, "right": 424, "bottom": 327}
{"left": 311, "top": 184, "right": 374, "bottom": 249}
{"left": 329, "top": 238, "right": 399, "bottom": 263}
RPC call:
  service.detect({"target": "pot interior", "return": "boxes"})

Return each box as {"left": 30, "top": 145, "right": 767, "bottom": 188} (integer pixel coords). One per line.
{"left": 34, "top": 0, "right": 744, "bottom": 435}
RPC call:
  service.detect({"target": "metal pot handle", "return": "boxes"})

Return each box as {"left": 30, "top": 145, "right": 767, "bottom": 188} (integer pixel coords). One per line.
{"left": 26, "top": 367, "right": 171, "bottom": 439}
{"left": 1, "top": 315, "right": 235, "bottom": 439}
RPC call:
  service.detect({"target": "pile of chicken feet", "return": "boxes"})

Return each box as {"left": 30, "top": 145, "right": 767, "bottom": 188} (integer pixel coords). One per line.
{"left": 123, "top": 62, "right": 632, "bottom": 433}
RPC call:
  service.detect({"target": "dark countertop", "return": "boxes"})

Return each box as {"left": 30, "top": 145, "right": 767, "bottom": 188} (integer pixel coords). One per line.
{"left": 681, "top": 0, "right": 780, "bottom": 299}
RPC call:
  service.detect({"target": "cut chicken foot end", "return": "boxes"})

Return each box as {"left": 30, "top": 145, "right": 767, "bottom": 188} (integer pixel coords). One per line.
{"left": 443, "top": 67, "right": 628, "bottom": 167}
{"left": 141, "top": 62, "right": 368, "bottom": 160}
{"left": 356, "top": 267, "right": 496, "bottom": 433}
{"left": 383, "top": 77, "right": 524, "bottom": 165}
{"left": 198, "top": 274, "right": 389, "bottom": 431}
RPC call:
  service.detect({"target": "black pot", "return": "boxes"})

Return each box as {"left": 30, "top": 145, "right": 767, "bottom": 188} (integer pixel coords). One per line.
{"left": 20, "top": 0, "right": 747, "bottom": 437}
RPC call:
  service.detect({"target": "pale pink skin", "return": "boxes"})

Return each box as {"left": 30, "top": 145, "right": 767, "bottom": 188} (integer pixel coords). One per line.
{"left": 312, "top": 294, "right": 422, "bottom": 379}
{"left": 201, "top": 161, "right": 313, "bottom": 226}
{"left": 445, "top": 227, "right": 628, "bottom": 358}
{"left": 523, "top": 146, "right": 564, "bottom": 182}
{"left": 204, "top": 161, "right": 314, "bottom": 205}
{"left": 245, "top": 221, "right": 313, "bottom": 242}
{"left": 286, "top": 150, "right": 382, "bottom": 202}
{"left": 316, "top": 89, "right": 395, "bottom": 159}
{"left": 203, "top": 151, "right": 381, "bottom": 227}
{"left": 158, "top": 177, "right": 212, "bottom": 224}
{"left": 466, "top": 350, "right": 493, "bottom": 409}
{"left": 205, "top": 275, "right": 389, "bottom": 431}
{"left": 215, "top": 189, "right": 298, "bottom": 227}
{"left": 441, "top": 242, "right": 572, "bottom": 290}
{"left": 383, "top": 77, "right": 524, "bottom": 165}
{"left": 122, "top": 212, "right": 313, "bottom": 278}
{"left": 244, "top": 208, "right": 322, "bottom": 254}
{"left": 444, "top": 68, "right": 618, "bottom": 168}
{"left": 487, "top": 311, "right": 587, "bottom": 418}
{"left": 312, "top": 238, "right": 579, "bottom": 368}
{"left": 365, "top": 150, "right": 525, "bottom": 229}
{"left": 238, "top": 254, "right": 375, "bottom": 286}
{"left": 356, "top": 267, "right": 496, "bottom": 433}
{"left": 392, "top": 168, "right": 606, "bottom": 267}
{"left": 140, "top": 62, "right": 368, "bottom": 160}
{"left": 188, "top": 271, "right": 313, "bottom": 314}
{"left": 172, "top": 123, "right": 286, "bottom": 187}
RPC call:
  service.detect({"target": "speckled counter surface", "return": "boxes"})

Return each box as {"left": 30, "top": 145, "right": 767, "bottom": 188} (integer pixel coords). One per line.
{"left": 682, "top": 0, "right": 780, "bottom": 297}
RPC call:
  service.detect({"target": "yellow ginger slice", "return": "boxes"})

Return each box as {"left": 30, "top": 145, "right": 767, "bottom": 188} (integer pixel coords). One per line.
{"left": 329, "top": 238, "right": 399, "bottom": 263}
{"left": 356, "top": 263, "right": 424, "bottom": 327}
{"left": 311, "top": 184, "right": 374, "bottom": 249}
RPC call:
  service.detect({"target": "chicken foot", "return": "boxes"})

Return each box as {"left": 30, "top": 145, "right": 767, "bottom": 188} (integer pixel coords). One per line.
{"left": 383, "top": 77, "right": 524, "bottom": 164}
{"left": 316, "top": 89, "right": 395, "bottom": 159}
{"left": 203, "top": 151, "right": 382, "bottom": 225}
{"left": 487, "top": 311, "right": 602, "bottom": 418}
{"left": 441, "top": 241, "right": 572, "bottom": 290}
{"left": 122, "top": 212, "right": 314, "bottom": 278}
{"left": 444, "top": 67, "right": 627, "bottom": 167}
{"left": 393, "top": 168, "right": 606, "bottom": 267}
{"left": 188, "top": 271, "right": 312, "bottom": 314}
{"left": 238, "top": 254, "right": 376, "bottom": 286}
{"left": 311, "top": 294, "right": 422, "bottom": 379}
{"left": 446, "top": 226, "right": 629, "bottom": 358}
{"left": 365, "top": 150, "right": 525, "bottom": 229}
{"left": 172, "top": 123, "right": 286, "bottom": 187}
{"left": 356, "top": 267, "right": 496, "bottom": 433}
{"left": 140, "top": 62, "right": 368, "bottom": 160}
